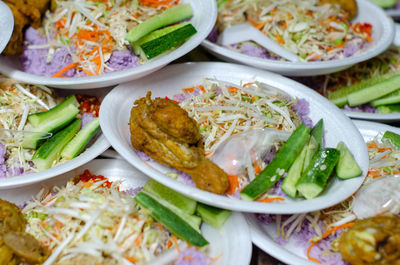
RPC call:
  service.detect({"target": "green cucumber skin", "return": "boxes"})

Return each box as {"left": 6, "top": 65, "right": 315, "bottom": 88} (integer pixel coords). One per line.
{"left": 310, "top": 119, "right": 323, "bottom": 148}
{"left": 138, "top": 24, "right": 197, "bottom": 59}
{"left": 303, "top": 135, "right": 318, "bottom": 172}
{"left": 377, "top": 104, "right": 400, "bottom": 113}
{"left": 32, "top": 119, "right": 81, "bottom": 170}
{"left": 240, "top": 124, "right": 311, "bottom": 200}
{"left": 22, "top": 104, "right": 80, "bottom": 149}
{"left": 281, "top": 140, "right": 308, "bottom": 198}
{"left": 327, "top": 72, "right": 397, "bottom": 107}
{"left": 336, "top": 141, "right": 362, "bottom": 179}
{"left": 61, "top": 118, "right": 100, "bottom": 159}
{"left": 371, "top": 90, "right": 400, "bottom": 106}
{"left": 369, "top": 0, "right": 397, "bottom": 8}
{"left": 125, "top": 4, "right": 193, "bottom": 43}
{"left": 347, "top": 74, "right": 400, "bottom": 107}
{"left": 296, "top": 148, "right": 340, "bottom": 200}
{"left": 143, "top": 179, "right": 197, "bottom": 215}
{"left": 196, "top": 203, "right": 231, "bottom": 229}
{"left": 382, "top": 131, "right": 400, "bottom": 149}
{"left": 28, "top": 95, "right": 79, "bottom": 127}
{"left": 135, "top": 192, "right": 208, "bottom": 247}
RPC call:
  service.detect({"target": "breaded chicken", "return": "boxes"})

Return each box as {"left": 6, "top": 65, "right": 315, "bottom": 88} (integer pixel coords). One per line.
{"left": 130, "top": 92, "right": 229, "bottom": 194}
{"left": 3, "top": 0, "right": 50, "bottom": 55}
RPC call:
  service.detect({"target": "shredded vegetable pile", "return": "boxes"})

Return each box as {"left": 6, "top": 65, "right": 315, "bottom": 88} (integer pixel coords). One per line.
{"left": 217, "top": 0, "right": 372, "bottom": 61}
{"left": 0, "top": 78, "right": 61, "bottom": 177}
{"left": 24, "top": 0, "right": 181, "bottom": 77}
{"left": 23, "top": 170, "right": 185, "bottom": 265}
{"left": 174, "top": 79, "right": 307, "bottom": 197}
{"left": 257, "top": 132, "right": 400, "bottom": 265}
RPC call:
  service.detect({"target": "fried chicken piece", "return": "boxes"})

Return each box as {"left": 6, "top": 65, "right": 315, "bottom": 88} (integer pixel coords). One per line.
{"left": 3, "top": 0, "right": 50, "bottom": 55}
{"left": 130, "top": 92, "right": 229, "bottom": 194}
{"left": 339, "top": 215, "right": 400, "bottom": 265}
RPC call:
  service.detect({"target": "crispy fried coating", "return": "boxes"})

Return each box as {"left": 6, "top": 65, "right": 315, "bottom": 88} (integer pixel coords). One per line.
{"left": 3, "top": 0, "right": 50, "bottom": 55}
{"left": 339, "top": 215, "right": 400, "bottom": 265}
{"left": 130, "top": 92, "right": 229, "bottom": 194}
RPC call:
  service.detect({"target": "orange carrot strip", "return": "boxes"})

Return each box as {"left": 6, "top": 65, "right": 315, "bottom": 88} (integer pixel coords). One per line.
{"left": 259, "top": 197, "right": 285, "bottom": 203}
{"left": 243, "top": 82, "right": 255, "bottom": 87}
{"left": 171, "top": 236, "right": 180, "bottom": 252}
{"left": 227, "top": 175, "right": 239, "bottom": 195}
{"left": 183, "top": 256, "right": 194, "bottom": 261}
{"left": 306, "top": 222, "right": 355, "bottom": 263}
{"left": 125, "top": 256, "right": 138, "bottom": 263}
{"left": 52, "top": 62, "right": 78, "bottom": 77}
{"left": 228, "top": 87, "right": 238, "bottom": 93}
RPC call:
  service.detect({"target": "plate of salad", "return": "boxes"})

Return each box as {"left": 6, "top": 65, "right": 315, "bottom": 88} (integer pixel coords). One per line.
{"left": 0, "top": 159, "right": 252, "bottom": 265}
{"left": 0, "top": 0, "right": 216, "bottom": 89}
{"left": 201, "top": 0, "right": 394, "bottom": 76}
{"left": 99, "top": 62, "right": 368, "bottom": 214}
{"left": 246, "top": 119, "right": 400, "bottom": 265}
{"left": 295, "top": 46, "right": 400, "bottom": 121}
{"left": 0, "top": 77, "right": 110, "bottom": 189}
{"left": 0, "top": 1, "right": 13, "bottom": 54}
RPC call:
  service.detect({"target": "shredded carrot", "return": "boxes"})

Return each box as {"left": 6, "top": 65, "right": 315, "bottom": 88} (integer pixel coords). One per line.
{"left": 259, "top": 197, "right": 285, "bottom": 203}
{"left": 171, "top": 236, "right": 180, "bottom": 252}
{"left": 243, "top": 82, "right": 255, "bottom": 87}
{"left": 125, "top": 256, "right": 138, "bottom": 263}
{"left": 52, "top": 62, "right": 78, "bottom": 77}
{"left": 306, "top": 222, "right": 355, "bottom": 263}
{"left": 228, "top": 86, "right": 238, "bottom": 93}
{"left": 275, "top": 33, "right": 285, "bottom": 45}
{"left": 253, "top": 163, "right": 262, "bottom": 174}
{"left": 365, "top": 35, "right": 372, "bottom": 42}
{"left": 208, "top": 253, "right": 223, "bottom": 261}
{"left": 367, "top": 141, "right": 378, "bottom": 148}
{"left": 134, "top": 234, "right": 142, "bottom": 246}
{"left": 183, "top": 256, "right": 194, "bottom": 261}
{"left": 183, "top": 87, "right": 195, "bottom": 93}
{"left": 227, "top": 175, "right": 239, "bottom": 194}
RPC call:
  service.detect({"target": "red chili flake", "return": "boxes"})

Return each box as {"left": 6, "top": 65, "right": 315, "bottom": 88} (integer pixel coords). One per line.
{"left": 75, "top": 94, "right": 101, "bottom": 117}
{"left": 79, "top": 169, "right": 112, "bottom": 188}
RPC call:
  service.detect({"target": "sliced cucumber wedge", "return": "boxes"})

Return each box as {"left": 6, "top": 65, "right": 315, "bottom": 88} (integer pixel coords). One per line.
{"left": 196, "top": 203, "right": 231, "bottom": 229}
{"left": 32, "top": 119, "right": 81, "bottom": 170}
{"left": 61, "top": 118, "right": 100, "bottom": 159}
{"left": 382, "top": 131, "right": 400, "bottom": 149}
{"left": 336, "top": 141, "right": 362, "bottom": 179}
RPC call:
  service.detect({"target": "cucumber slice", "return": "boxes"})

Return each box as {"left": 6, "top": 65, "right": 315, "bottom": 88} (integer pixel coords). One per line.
{"left": 310, "top": 119, "right": 324, "bottom": 148}
{"left": 240, "top": 124, "right": 310, "bottom": 201}
{"left": 32, "top": 119, "right": 81, "bottom": 170}
{"left": 28, "top": 95, "right": 79, "bottom": 127}
{"left": 23, "top": 104, "right": 80, "bottom": 149}
{"left": 347, "top": 74, "right": 400, "bottom": 107}
{"left": 336, "top": 141, "right": 362, "bottom": 179}
{"left": 369, "top": 0, "right": 397, "bottom": 8}
{"left": 142, "top": 180, "right": 201, "bottom": 232}
{"left": 135, "top": 192, "right": 209, "bottom": 247}
{"left": 132, "top": 23, "right": 197, "bottom": 60}
{"left": 296, "top": 148, "right": 340, "bottom": 200}
{"left": 303, "top": 135, "right": 319, "bottom": 171}
{"left": 371, "top": 90, "right": 400, "bottom": 106}
{"left": 125, "top": 4, "right": 193, "bottom": 43}
{"left": 61, "top": 118, "right": 100, "bottom": 159}
{"left": 196, "top": 203, "right": 231, "bottom": 229}
{"left": 377, "top": 104, "right": 400, "bottom": 113}
{"left": 281, "top": 140, "right": 308, "bottom": 198}
{"left": 327, "top": 72, "right": 397, "bottom": 107}
{"left": 143, "top": 179, "right": 197, "bottom": 215}
{"left": 382, "top": 131, "right": 400, "bottom": 149}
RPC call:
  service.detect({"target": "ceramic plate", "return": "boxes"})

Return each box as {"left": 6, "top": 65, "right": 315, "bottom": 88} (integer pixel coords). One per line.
{"left": 0, "top": 1, "right": 13, "bottom": 54}
{"left": 99, "top": 62, "right": 368, "bottom": 214}
{"left": 0, "top": 0, "right": 216, "bottom": 89}
{"left": 246, "top": 119, "right": 400, "bottom": 265}
{"left": 201, "top": 0, "right": 394, "bottom": 76}
{"left": 0, "top": 159, "right": 253, "bottom": 265}
{"left": 0, "top": 88, "right": 110, "bottom": 189}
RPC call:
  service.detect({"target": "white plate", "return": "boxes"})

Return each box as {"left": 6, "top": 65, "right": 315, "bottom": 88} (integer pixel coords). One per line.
{"left": 99, "top": 62, "right": 369, "bottom": 214}
{"left": 0, "top": 0, "right": 216, "bottom": 89}
{"left": 246, "top": 119, "right": 400, "bottom": 265}
{"left": 0, "top": 89, "right": 110, "bottom": 189}
{"left": 201, "top": 0, "right": 394, "bottom": 76}
{"left": 0, "top": 159, "right": 252, "bottom": 265}
{"left": 0, "top": 1, "right": 13, "bottom": 54}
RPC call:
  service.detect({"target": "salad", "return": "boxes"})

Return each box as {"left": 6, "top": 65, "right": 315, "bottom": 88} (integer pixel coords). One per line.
{"left": 296, "top": 46, "right": 400, "bottom": 113}
{"left": 19, "top": 169, "right": 226, "bottom": 265}
{"left": 131, "top": 78, "right": 362, "bottom": 201}
{"left": 255, "top": 129, "right": 400, "bottom": 265}
{"left": 210, "top": 0, "right": 372, "bottom": 62}
{"left": 0, "top": 77, "right": 100, "bottom": 178}
{"left": 19, "top": 0, "right": 196, "bottom": 77}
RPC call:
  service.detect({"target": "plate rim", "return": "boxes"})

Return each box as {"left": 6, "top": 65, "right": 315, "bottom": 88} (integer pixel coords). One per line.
{"left": 99, "top": 61, "right": 369, "bottom": 214}
{"left": 0, "top": 1, "right": 14, "bottom": 54}
{"left": 246, "top": 119, "right": 400, "bottom": 265}
{"left": 0, "top": 0, "right": 217, "bottom": 89}
{"left": 200, "top": 0, "right": 394, "bottom": 74}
